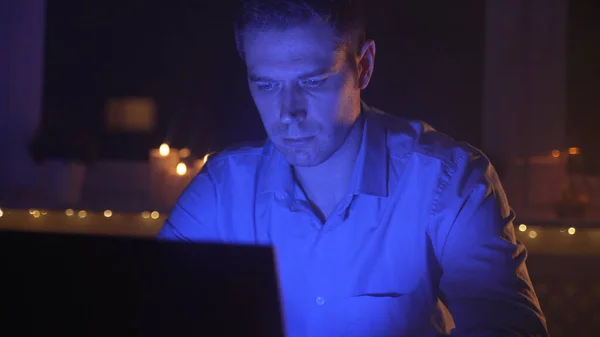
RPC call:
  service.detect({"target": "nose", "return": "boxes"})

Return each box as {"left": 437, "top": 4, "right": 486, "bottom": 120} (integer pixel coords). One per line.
{"left": 280, "top": 85, "right": 306, "bottom": 123}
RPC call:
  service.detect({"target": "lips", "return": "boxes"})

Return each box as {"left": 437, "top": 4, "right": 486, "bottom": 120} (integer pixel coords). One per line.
{"left": 282, "top": 136, "right": 315, "bottom": 147}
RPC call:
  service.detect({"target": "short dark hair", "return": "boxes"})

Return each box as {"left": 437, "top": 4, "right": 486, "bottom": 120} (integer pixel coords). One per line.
{"left": 234, "top": 0, "right": 366, "bottom": 60}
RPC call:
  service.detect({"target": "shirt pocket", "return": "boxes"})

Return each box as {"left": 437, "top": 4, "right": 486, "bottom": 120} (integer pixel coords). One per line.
{"left": 323, "top": 276, "right": 433, "bottom": 337}
{"left": 324, "top": 293, "right": 412, "bottom": 336}
{"left": 318, "top": 290, "right": 413, "bottom": 335}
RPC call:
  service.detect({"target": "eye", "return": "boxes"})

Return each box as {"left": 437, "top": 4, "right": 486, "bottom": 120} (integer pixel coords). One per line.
{"left": 301, "top": 78, "right": 327, "bottom": 88}
{"left": 255, "top": 81, "right": 278, "bottom": 92}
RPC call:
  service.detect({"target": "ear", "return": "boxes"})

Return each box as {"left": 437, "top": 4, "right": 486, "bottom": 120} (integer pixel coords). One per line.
{"left": 357, "top": 40, "right": 376, "bottom": 90}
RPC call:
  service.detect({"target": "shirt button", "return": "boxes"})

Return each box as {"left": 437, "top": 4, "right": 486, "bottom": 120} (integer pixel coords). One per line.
{"left": 315, "top": 296, "right": 325, "bottom": 306}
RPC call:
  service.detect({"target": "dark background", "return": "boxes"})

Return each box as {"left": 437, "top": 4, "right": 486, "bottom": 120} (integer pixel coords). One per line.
{"left": 39, "top": 0, "right": 486, "bottom": 160}
{"left": 38, "top": 0, "right": 598, "bottom": 162}
{"left": 567, "top": 0, "right": 600, "bottom": 174}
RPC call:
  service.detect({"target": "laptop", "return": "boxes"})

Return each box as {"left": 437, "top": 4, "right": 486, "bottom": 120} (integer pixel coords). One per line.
{"left": 0, "top": 230, "right": 285, "bottom": 337}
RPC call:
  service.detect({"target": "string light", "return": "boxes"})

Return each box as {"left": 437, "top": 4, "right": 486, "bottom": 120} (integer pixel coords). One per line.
{"left": 568, "top": 147, "right": 580, "bottom": 155}
{"left": 1, "top": 208, "right": 168, "bottom": 221}
{"left": 551, "top": 149, "right": 560, "bottom": 158}
{"left": 176, "top": 162, "right": 187, "bottom": 176}
{"left": 4, "top": 206, "right": 591, "bottom": 241}
{"left": 159, "top": 143, "right": 170, "bottom": 157}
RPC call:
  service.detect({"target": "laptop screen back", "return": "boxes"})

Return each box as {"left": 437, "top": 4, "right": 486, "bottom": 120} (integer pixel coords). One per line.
{"left": 0, "top": 230, "right": 285, "bottom": 337}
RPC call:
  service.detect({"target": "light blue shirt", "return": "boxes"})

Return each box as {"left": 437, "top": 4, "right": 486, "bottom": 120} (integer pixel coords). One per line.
{"left": 158, "top": 103, "right": 548, "bottom": 337}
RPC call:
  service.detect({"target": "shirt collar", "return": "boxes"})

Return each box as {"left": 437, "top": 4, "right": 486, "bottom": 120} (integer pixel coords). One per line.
{"left": 258, "top": 141, "right": 295, "bottom": 197}
{"left": 258, "top": 101, "right": 388, "bottom": 198}
{"left": 350, "top": 101, "right": 388, "bottom": 197}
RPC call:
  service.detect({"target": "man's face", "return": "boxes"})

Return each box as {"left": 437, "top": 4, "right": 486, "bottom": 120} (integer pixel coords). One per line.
{"left": 243, "top": 22, "right": 371, "bottom": 167}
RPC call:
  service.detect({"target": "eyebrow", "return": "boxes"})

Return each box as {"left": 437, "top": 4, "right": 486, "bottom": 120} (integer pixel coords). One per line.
{"left": 248, "top": 67, "right": 332, "bottom": 82}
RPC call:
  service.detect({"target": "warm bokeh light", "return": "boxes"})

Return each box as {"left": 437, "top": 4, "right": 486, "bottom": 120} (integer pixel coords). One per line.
{"left": 104, "top": 210, "right": 113, "bottom": 218}
{"left": 65, "top": 209, "right": 74, "bottom": 216}
{"left": 40, "top": 210, "right": 48, "bottom": 215}
{"left": 551, "top": 149, "right": 560, "bottom": 158}
{"left": 176, "top": 162, "right": 187, "bottom": 176}
{"left": 78, "top": 210, "right": 87, "bottom": 218}
{"left": 568, "top": 227, "right": 576, "bottom": 235}
{"left": 528, "top": 230, "right": 538, "bottom": 239}
{"left": 159, "top": 143, "right": 170, "bottom": 157}
{"left": 141, "top": 211, "right": 150, "bottom": 219}
{"left": 518, "top": 224, "right": 527, "bottom": 232}
{"left": 32, "top": 210, "right": 41, "bottom": 218}
{"left": 0, "top": 208, "right": 4, "bottom": 218}
{"left": 179, "top": 148, "right": 191, "bottom": 158}
{"left": 150, "top": 211, "right": 160, "bottom": 219}
{"left": 29, "top": 209, "right": 35, "bottom": 215}
{"left": 568, "top": 147, "right": 581, "bottom": 155}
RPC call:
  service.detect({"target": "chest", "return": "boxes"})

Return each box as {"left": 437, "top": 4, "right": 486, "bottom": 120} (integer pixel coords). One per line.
{"left": 217, "top": 183, "right": 444, "bottom": 335}
{"left": 267, "top": 197, "right": 440, "bottom": 336}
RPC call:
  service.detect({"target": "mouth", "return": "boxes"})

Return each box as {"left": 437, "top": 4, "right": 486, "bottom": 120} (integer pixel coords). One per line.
{"left": 281, "top": 136, "right": 315, "bottom": 147}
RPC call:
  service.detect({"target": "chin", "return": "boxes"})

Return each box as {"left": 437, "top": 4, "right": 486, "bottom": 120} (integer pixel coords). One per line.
{"left": 280, "top": 149, "right": 325, "bottom": 168}
{"left": 287, "top": 158, "right": 320, "bottom": 168}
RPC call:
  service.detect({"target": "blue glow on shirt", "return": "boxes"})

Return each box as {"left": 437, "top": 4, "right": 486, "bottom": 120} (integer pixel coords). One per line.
{"left": 158, "top": 103, "right": 548, "bottom": 337}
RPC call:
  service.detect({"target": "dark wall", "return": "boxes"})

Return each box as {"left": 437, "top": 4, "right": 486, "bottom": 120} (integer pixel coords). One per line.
{"left": 39, "top": 0, "right": 485, "bottom": 161}
{"left": 364, "top": 2, "right": 484, "bottom": 147}
{"left": 567, "top": 0, "right": 600, "bottom": 175}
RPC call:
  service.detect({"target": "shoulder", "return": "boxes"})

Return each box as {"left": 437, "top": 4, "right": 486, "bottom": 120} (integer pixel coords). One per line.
{"left": 203, "top": 140, "right": 267, "bottom": 171}
{"left": 374, "top": 110, "right": 489, "bottom": 175}
{"left": 380, "top": 113, "right": 483, "bottom": 167}
{"left": 412, "top": 120, "right": 491, "bottom": 182}
{"left": 394, "top": 117, "right": 503, "bottom": 214}
{"left": 369, "top": 106, "right": 495, "bottom": 194}
{"left": 375, "top": 109, "right": 509, "bottom": 240}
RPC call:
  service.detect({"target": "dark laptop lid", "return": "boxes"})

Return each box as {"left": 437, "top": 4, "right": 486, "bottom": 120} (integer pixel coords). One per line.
{"left": 0, "top": 230, "right": 284, "bottom": 337}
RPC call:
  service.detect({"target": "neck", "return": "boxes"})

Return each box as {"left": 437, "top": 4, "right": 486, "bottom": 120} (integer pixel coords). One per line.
{"left": 293, "top": 115, "right": 364, "bottom": 199}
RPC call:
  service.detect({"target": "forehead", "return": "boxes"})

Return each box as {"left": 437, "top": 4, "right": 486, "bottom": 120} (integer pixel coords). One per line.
{"left": 243, "top": 22, "right": 346, "bottom": 78}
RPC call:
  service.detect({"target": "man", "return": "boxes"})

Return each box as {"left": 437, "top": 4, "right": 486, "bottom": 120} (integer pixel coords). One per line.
{"left": 158, "top": 1, "right": 548, "bottom": 336}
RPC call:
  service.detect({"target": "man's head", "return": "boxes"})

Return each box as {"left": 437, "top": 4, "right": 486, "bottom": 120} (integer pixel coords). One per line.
{"left": 235, "top": 0, "right": 375, "bottom": 167}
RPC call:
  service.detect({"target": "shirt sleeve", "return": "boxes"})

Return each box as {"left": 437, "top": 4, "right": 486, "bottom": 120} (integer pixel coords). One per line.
{"left": 156, "top": 168, "right": 220, "bottom": 242}
{"left": 433, "top": 153, "right": 549, "bottom": 336}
